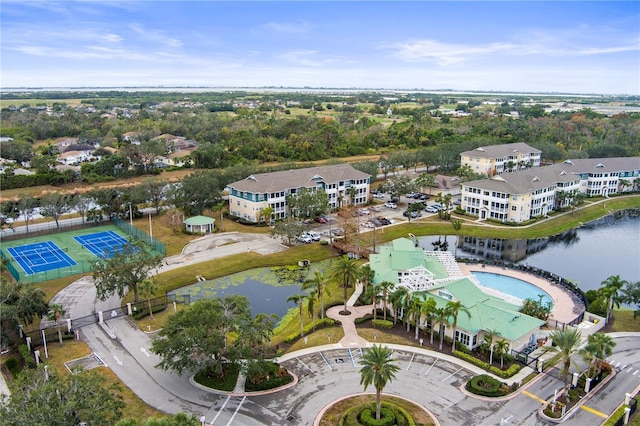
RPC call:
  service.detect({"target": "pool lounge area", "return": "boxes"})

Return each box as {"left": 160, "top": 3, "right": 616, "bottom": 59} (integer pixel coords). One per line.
{"left": 458, "top": 263, "right": 586, "bottom": 326}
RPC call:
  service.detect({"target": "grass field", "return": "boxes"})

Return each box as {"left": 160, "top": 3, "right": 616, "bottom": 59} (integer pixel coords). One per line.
{"left": 0, "top": 98, "right": 86, "bottom": 108}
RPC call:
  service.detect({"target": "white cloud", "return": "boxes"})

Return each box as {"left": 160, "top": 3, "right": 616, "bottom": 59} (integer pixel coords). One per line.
{"left": 129, "top": 23, "right": 183, "bottom": 48}
{"left": 260, "top": 21, "right": 309, "bottom": 34}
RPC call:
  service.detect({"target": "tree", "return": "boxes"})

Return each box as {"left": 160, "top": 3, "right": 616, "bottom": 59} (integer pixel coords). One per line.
{"left": 71, "top": 193, "right": 93, "bottom": 223}
{"left": 134, "top": 179, "right": 168, "bottom": 214}
{"left": 621, "top": 280, "right": 640, "bottom": 318}
{"left": 47, "top": 303, "right": 66, "bottom": 346}
{"left": 168, "top": 170, "right": 223, "bottom": 216}
{"left": 482, "top": 329, "right": 498, "bottom": 365}
{"left": 359, "top": 264, "right": 375, "bottom": 295}
{"left": 545, "top": 328, "right": 583, "bottom": 389}
{"left": 306, "top": 289, "right": 318, "bottom": 330}
{"left": 287, "top": 294, "right": 306, "bottom": 337}
{"left": 286, "top": 187, "right": 328, "bottom": 218}
{"left": 259, "top": 205, "right": 274, "bottom": 224}
{"left": 415, "top": 172, "right": 437, "bottom": 195}
{"left": 420, "top": 297, "right": 437, "bottom": 344}
{"left": 138, "top": 278, "right": 158, "bottom": 319}
{"left": 580, "top": 332, "right": 616, "bottom": 379}
{"left": 379, "top": 281, "right": 395, "bottom": 321}
{"left": 366, "top": 283, "right": 383, "bottom": 320}
{"left": 446, "top": 300, "right": 471, "bottom": 352}
{"left": 39, "top": 193, "right": 70, "bottom": 228}
{"left": 388, "top": 287, "right": 409, "bottom": 326}
{"left": 329, "top": 255, "right": 360, "bottom": 315}
{"left": 212, "top": 200, "right": 226, "bottom": 231}
{"left": 116, "top": 413, "right": 201, "bottom": 426}
{"left": 0, "top": 368, "right": 124, "bottom": 426}
{"left": 434, "top": 307, "right": 450, "bottom": 350}
{"left": 359, "top": 344, "right": 401, "bottom": 421}
{"left": 0, "top": 279, "right": 48, "bottom": 349}
{"left": 91, "top": 240, "right": 163, "bottom": 302}
{"left": 494, "top": 339, "right": 510, "bottom": 369}
{"left": 152, "top": 296, "right": 256, "bottom": 377}
{"left": 599, "top": 275, "right": 628, "bottom": 321}
{"left": 270, "top": 216, "right": 306, "bottom": 245}
{"left": 17, "top": 197, "right": 37, "bottom": 233}
{"left": 302, "top": 271, "right": 330, "bottom": 320}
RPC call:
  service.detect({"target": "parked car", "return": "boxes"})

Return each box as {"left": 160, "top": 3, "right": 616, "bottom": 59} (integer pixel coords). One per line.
{"left": 384, "top": 202, "right": 397, "bottom": 209}
{"left": 315, "top": 215, "right": 327, "bottom": 223}
{"left": 425, "top": 206, "right": 439, "bottom": 213}
{"left": 297, "top": 234, "right": 312, "bottom": 244}
{"left": 390, "top": 197, "right": 400, "bottom": 203}
{"left": 453, "top": 199, "right": 462, "bottom": 205}
{"left": 306, "top": 231, "right": 321, "bottom": 241}
{"left": 419, "top": 194, "right": 430, "bottom": 200}
{"left": 372, "top": 193, "right": 385, "bottom": 199}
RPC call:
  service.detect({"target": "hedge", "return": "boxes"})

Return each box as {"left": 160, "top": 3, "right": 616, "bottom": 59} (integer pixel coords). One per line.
{"left": 466, "top": 374, "right": 507, "bottom": 397}
{"left": 453, "top": 350, "right": 520, "bottom": 378}
{"left": 602, "top": 396, "right": 640, "bottom": 426}
{"left": 339, "top": 401, "right": 417, "bottom": 426}
{"left": 284, "top": 318, "right": 337, "bottom": 343}
{"left": 360, "top": 406, "right": 396, "bottom": 426}
{"left": 371, "top": 319, "right": 394, "bottom": 329}
{"left": 133, "top": 303, "right": 167, "bottom": 320}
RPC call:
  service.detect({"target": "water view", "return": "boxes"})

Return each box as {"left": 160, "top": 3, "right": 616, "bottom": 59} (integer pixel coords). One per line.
{"left": 419, "top": 212, "right": 640, "bottom": 293}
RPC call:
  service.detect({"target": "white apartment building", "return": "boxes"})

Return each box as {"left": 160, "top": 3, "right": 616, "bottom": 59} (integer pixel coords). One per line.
{"left": 461, "top": 157, "right": 640, "bottom": 223}
{"left": 226, "top": 164, "right": 371, "bottom": 223}
{"left": 460, "top": 142, "right": 542, "bottom": 176}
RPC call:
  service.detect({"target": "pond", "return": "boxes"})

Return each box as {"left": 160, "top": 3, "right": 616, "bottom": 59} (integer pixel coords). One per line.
{"left": 417, "top": 211, "right": 640, "bottom": 294}
{"left": 168, "top": 260, "right": 334, "bottom": 320}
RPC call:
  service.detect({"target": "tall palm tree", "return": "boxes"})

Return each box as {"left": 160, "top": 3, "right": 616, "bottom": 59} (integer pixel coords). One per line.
{"left": 366, "top": 283, "right": 383, "bottom": 320}
{"left": 420, "top": 298, "right": 438, "bottom": 345}
{"left": 412, "top": 297, "right": 423, "bottom": 340}
{"left": 600, "top": 275, "right": 628, "bottom": 321}
{"left": 580, "top": 332, "right": 616, "bottom": 379}
{"left": 483, "top": 329, "right": 497, "bottom": 365}
{"left": 306, "top": 290, "right": 318, "bottom": 331}
{"left": 287, "top": 294, "right": 306, "bottom": 337}
{"left": 329, "top": 255, "right": 360, "bottom": 315}
{"left": 359, "top": 264, "right": 375, "bottom": 295}
{"left": 494, "top": 339, "right": 510, "bottom": 369}
{"left": 434, "top": 307, "right": 450, "bottom": 350}
{"left": 359, "top": 345, "right": 401, "bottom": 421}
{"left": 389, "top": 287, "right": 409, "bottom": 326}
{"left": 379, "top": 281, "right": 395, "bottom": 321}
{"left": 47, "top": 303, "right": 66, "bottom": 346}
{"left": 302, "top": 271, "right": 330, "bottom": 320}
{"left": 545, "top": 328, "right": 583, "bottom": 390}
{"left": 138, "top": 278, "right": 158, "bottom": 319}
{"left": 446, "top": 300, "right": 471, "bottom": 352}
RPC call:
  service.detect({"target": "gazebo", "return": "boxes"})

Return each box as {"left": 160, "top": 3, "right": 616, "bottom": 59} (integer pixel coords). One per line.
{"left": 183, "top": 215, "right": 215, "bottom": 234}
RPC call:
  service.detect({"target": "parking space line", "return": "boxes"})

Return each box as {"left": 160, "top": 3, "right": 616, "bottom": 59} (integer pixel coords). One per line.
{"left": 407, "top": 353, "right": 415, "bottom": 370}
{"left": 319, "top": 352, "right": 333, "bottom": 370}
{"left": 210, "top": 395, "right": 231, "bottom": 425}
{"left": 226, "top": 396, "right": 246, "bottom": 425}
{"left": 296, "top": 357, "right": 315, "bottom": 374}
{"left": 424, "top": 358, "right": 437, "bottom": 376}
{"left": 441, "top": 367, "right": 463, "bottom": 382}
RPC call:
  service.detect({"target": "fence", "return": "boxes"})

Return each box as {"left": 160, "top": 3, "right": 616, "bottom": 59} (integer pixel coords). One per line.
{"left": 0, "top": 249, "right": 95, "bottom": 284}
{"left": 0, "top": 219, "right": 105, "bottom": 242}
{"left": 112, "top": 217, "right": 166, "bottom": 256}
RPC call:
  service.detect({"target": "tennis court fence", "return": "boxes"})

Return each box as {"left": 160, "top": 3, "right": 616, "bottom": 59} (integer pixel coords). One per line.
{"left": 0, "top": 250, "right": 95, "bottom": 285}
{"left": 112, "top": 217, "right": 166, "bottom": 256}
{"left": 0, "top": 220, "right": 106, "bottom": 242}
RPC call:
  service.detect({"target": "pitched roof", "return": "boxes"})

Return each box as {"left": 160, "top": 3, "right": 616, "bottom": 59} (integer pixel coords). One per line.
{"left": 461, "top": 142, "right": 541, "bottom": 158}
{"left": 227, "top": 164, "right": 370, "bottom": 193}
{"left": 463, "top": 156, "right": 640, "bottom": 194}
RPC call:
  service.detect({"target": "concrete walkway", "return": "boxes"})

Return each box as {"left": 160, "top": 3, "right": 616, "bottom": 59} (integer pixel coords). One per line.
{"left": 325, "top": 282, "right": 371, "bottom": 348}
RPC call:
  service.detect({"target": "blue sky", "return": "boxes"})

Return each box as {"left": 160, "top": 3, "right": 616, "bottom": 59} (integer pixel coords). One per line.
{"left": 1, "top": 1, "right": 638, "bottom": 94}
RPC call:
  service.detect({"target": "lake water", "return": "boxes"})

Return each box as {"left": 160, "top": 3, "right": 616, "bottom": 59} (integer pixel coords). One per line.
{"left": 419, "top": 212, "right": 640, "bottom": 293}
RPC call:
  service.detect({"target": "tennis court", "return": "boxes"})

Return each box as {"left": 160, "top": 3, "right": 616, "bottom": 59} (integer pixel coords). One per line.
{"left": 74, "top": 231, "right": 129, "bottom": 258}
{"left": 7, "top": 241, "right": 77, "bottom": 275}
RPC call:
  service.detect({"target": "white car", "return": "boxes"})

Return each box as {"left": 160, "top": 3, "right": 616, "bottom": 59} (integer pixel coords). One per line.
{"left": 297, "top": 235, "right": 313, "bottom": 244}
{"left": 372, "top": 193, "right": 385, "bottom": 199}
{"left": 306, "top": 231, "right": 321, "bottom": 241}
{"left": 384, "top": 202, "right": 397, "bottom": 209}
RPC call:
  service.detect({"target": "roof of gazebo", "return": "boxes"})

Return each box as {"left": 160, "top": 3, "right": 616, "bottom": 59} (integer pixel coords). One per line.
{"left": 183, "top": 215, "right": 215, "bottom": 225}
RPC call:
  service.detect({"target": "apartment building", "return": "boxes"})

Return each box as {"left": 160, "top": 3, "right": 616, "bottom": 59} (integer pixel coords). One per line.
{"left": 461, "top": 157, "right": 640, "bottom": 223}
{"left": 226, "top": 164, "right": 371, "bottom": 223}
{"left": 460, "top": 142, "right": 542, "bottom": 176}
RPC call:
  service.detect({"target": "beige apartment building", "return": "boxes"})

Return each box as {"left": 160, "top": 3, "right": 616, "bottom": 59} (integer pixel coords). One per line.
{"left": 460, "top": 142, "right": 542, "bottom": 176}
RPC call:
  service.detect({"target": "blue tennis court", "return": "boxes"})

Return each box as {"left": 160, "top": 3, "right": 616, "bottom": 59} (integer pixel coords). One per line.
{"left": 74, "top": 231, "right": 129, "bottom": 258}
{"left": 7, "top": 241, "right": 77, "bottom": 275}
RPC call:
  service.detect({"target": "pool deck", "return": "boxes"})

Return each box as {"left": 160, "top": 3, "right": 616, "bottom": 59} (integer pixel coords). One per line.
{"left": 458, "top": 263, "right": 586, "bottom": 325}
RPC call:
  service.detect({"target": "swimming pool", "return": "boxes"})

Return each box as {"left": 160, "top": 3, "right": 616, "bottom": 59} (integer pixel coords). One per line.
{"left": 472, "top": 271, "right": 553, "bottom": 306}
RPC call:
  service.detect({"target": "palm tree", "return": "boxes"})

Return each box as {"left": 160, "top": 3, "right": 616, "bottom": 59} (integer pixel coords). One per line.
{"left": 138, "top": 278, "right": 158, "bottom": 319}
{"left": 388, "top": 287, "right": 408, "bottom": 326}
{"left": 379, "top": 281, "right": 395, "bottom": 321}
{"left": 359, "top": 264, "right": 375, "bottom": 295}
{"left": 580, "top": 332, "right": 616, "bottom": 379}
{"left": 287, "top": 294, "right": 306, "bottom": 337}
{"left": 306, "top": 290, "right": 318, "bottom": 331}
{"left": 434, "top": 307, "right": 450, "bottom": 350}
{"left": 359, "top": 345, "right": 401, "bottom": 421}
{"left": 483, "top": 329, "right": 497, "bottom": 365}
{"left": 366, "top": 283, "right": 383, "bottom": 320}
{"left": 329, "top": 255, "right": 360, "bottom": 315}
{"left": 545, "top": 328, "right": 583, "bottom": 390}
{"left": 47, "top": 303, "right": 66, "bottom": 346}
{"left": 494, "top": 339, "right": 510, "bottom": 369}
{"left": 412, "top": 297, "right": 423, "bottom": 340}
{"left": 600, "top": 275, "right": 628, "bottom": 321}
{"left": 302, "top": 271, "right": 330, "bottom": 320}
{"left": 421, "top": 298, "right": 438, "bottom": 345}
{"left": 446, "top": 300, "right": 471, "bottom": 352}
{"left": 451, "top": 219, "right": 462, "bottom": 258}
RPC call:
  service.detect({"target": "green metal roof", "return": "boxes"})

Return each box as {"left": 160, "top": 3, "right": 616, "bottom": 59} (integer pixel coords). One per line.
{"left": 183, "top": 215, "right": 215, "bottom": 225}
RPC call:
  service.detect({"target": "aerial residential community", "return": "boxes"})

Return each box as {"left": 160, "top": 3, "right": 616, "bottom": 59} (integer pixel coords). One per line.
{"left": 1, "top": 2, "right": 640, "bottom": 426}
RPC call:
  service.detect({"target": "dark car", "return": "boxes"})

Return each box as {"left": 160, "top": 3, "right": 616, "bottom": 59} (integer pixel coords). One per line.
{"left": 419, "top": 194, "right": 430, "bottom": 200}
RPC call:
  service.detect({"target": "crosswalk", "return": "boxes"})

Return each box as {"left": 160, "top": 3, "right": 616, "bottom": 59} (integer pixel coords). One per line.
{"left": 606, "top": 358, "right": 640, "bottom": 377}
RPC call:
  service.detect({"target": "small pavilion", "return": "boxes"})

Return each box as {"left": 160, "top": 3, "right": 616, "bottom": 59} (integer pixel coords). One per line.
{"left": 183, "top": 215, "right": 215, "bottom": 234}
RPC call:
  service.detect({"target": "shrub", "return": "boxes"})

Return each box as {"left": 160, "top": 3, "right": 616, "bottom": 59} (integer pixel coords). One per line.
{"left": 454, "top": 350, "right": 520, "bottom": 378}
{"left": 18, "top": 344, "right": 35, "bottom": 369}
{"left": 360, "top": 406, "right": 396, "bottom": 426}
{"left": 4, "top": 356, "right": 20, "bottom": 377}
{"left": 283, "top": 318, "right": 337, "bottom": 343}
{"left": 466, "top": 374, "right": 507, "bottom": 397}
{"left": 371, "top": 319, "right": 394, "bottom": 329}
{"left": 133, "top": 303, "right": 167, "bottom": 320}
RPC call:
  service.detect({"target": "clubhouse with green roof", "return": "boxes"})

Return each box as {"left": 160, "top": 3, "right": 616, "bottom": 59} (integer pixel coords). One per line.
{"left": 369, "top": 238, "right": 546, "bottom": 352}
{"left": 183, "top": 215, "right": 215, "bottom": 234}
